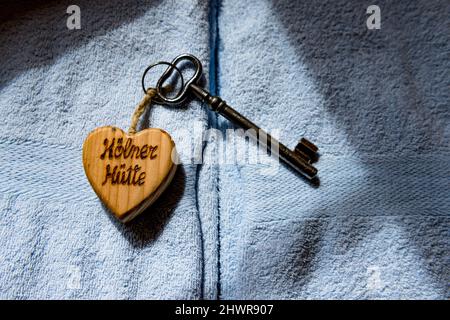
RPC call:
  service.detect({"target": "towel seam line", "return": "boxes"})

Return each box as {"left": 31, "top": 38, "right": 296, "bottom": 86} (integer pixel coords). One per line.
{"left": 208, "top": 0, "right": 222, "bottom": 300}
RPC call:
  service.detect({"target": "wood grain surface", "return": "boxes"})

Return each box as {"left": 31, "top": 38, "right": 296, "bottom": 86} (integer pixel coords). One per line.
{"left": 82, "top": 126, "right": 177, "bottom": 222}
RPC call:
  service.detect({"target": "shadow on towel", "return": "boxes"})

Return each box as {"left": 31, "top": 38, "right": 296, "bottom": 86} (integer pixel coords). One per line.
{"left": 0, "top": 0, "right": 161, "bottom": 87}
{"left": 106, "top": 164, "right": 186, "bottom": 248}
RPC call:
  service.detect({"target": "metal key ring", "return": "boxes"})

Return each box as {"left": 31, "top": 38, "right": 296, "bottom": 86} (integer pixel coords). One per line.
{"left": 155, "top": 54, "right": 203, "bottom": 105}
{"left": 141, "top": 61, "right": 185, "bottom": 104}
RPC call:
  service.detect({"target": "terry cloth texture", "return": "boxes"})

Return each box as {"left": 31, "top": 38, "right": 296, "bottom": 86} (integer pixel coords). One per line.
{"left": 0, "top": 0, "right": 217, "bottom": 299}
{"left": 0, "top": 0, "right": 449, "bottom": 299}
{"left": 216, "top": 0, "right": 449, "bottom": 299}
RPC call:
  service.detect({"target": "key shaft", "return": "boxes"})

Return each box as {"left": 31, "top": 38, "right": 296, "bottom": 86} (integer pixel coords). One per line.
{"left": 189, "top": 84, "right": 318, "bottom": 179}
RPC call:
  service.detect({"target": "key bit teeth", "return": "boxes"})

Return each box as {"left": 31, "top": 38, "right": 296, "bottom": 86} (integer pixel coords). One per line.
{"left": 294, "top": 138, "right": 319, "bottom": 163}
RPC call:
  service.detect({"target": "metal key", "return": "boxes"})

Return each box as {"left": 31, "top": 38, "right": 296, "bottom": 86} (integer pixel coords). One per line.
{"left": 144, "top": 54, "right": 319, "bottom": 180}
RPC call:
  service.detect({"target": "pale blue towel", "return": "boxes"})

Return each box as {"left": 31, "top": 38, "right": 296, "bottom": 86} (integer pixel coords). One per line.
{"left": 0, "top": 0, "right": 448, "bottom": 300}
{"left": 215, "top": 0, "right": 449, "bottom": 299}
{"left": 0, "top": 0, "right": 216, "bottom": 299}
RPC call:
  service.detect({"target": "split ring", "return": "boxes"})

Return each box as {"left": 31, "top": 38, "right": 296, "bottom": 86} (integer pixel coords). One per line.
{"left": 141, "top": 61, "right": 185, "bottom": 104}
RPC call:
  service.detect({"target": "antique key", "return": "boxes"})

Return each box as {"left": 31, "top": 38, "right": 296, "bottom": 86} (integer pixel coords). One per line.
{"left": 143, "top": 54, "right": 319, "bottom": 180}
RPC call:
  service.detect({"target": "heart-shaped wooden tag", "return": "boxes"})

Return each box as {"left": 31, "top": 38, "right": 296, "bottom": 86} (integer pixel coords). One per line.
{"left": 82, "top": 126, "right": 177, "bottom": 222}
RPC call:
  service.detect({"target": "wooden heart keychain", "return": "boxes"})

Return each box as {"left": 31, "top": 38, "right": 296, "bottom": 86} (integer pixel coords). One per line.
{"left": 82, "top": 62, "right": 184, "bottom": 223}
{"left": 83, "top": 54, "right": 319, "bottom": 223}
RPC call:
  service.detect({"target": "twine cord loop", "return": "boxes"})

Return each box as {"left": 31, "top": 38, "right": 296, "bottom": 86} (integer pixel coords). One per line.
{"left": 128, "top": 88, "right": 157, "bottom": 134}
